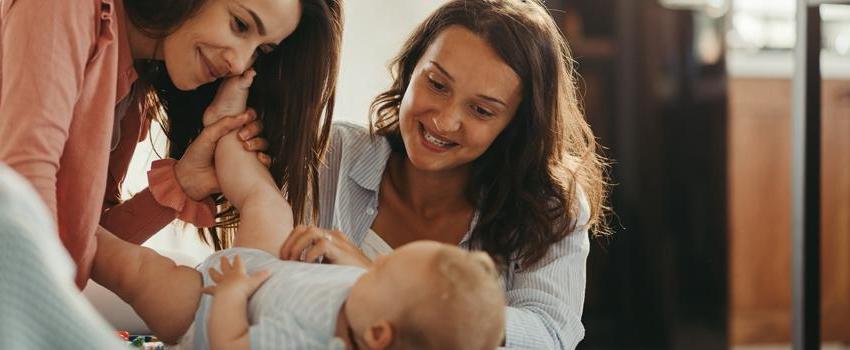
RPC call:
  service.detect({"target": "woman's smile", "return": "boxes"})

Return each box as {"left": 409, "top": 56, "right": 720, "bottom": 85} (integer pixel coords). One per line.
{"left": 418, "top": 121, "right": 458, "bottom": 153}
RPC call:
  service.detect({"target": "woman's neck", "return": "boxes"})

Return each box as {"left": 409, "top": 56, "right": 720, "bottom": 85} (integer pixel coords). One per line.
{"left": 387, "top": 153, "right": 471, "bottom": 218}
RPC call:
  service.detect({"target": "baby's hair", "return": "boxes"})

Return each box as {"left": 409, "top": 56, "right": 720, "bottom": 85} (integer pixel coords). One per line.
{"left": 391, "top": 248, "right": 506, "bottom": 350}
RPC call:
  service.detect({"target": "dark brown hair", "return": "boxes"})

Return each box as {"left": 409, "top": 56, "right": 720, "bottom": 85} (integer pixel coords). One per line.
{"left": 370, "top": 0, "right": 609, "bottom": 267}
{"left": 126, "top": 0, "right": 343, "bottom": 249}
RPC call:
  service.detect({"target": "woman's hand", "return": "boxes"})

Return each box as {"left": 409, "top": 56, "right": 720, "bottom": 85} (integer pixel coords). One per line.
{"left": 174, "top": 109, "right": 271, "bottom": 201}
{"left": 280, "top": 225, "right": 373, "bottom": 269}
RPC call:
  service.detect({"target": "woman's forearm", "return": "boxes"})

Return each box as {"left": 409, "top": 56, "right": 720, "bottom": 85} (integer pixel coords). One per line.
{"left": 100, "top": 188, "right": 178, "bottom": 244}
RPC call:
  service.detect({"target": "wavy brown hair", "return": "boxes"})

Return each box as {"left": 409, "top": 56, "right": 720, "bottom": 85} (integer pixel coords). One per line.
{"left": 370, "top": 0, "right": 609, "bottom": 267}
{"left": 126, "top": 0, "right": 343, "bottom": 249}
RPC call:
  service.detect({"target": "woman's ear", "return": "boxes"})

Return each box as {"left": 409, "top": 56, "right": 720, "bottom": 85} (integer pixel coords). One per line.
{"left": 362, "top": 319, "right": 394, "bottom": 350}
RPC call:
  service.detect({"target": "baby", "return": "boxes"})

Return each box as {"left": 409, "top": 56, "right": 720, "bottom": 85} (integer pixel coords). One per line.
{"left": 91, "top": 71, "right": 506, "bottom": 350}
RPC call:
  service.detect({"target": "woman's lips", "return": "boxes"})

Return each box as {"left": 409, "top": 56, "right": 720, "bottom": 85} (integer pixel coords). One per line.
{"left": 198, "top": 48, "right": 224, "bottom": 82}
{"left": 418, "top": 122, "right": 458, "bottom": 153}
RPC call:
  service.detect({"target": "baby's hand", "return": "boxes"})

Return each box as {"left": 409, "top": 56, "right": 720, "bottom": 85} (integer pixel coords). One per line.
{"left": 202, "top": 255, "right": 270, "bottom": 299}
{"left": 203, "top": 69, "right": 256, "bottom": 127}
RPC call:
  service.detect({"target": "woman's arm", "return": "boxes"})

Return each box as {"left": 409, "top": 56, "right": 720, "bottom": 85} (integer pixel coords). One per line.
{"left": 502, "top": 197, "right": 591, "bottom": 350}
{"left": 503, "top": 229, "right": 589, "bottom": 349}
{"left": 98, "top": 112, "right": 267, "bottom": 244}
{"left": 100, "top": 187, "right": 188, "bottom": 245}
{"left": 100, "top": 69, "right": 267, "bottom": 244}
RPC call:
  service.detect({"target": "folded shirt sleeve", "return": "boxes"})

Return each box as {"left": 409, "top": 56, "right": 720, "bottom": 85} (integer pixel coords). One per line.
{"left": 503, "top": 192, "right": 591, "bottom": 350}
{"left": 100, "top": 158, "right": 215, "bottom": 244}
{"left": 147, "top": 158, "right": 216, "bottom": 228}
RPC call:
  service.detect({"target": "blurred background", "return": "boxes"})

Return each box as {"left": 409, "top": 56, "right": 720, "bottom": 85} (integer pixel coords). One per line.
{"left": 99, "top": 0, "right": 849, "bottom": 348}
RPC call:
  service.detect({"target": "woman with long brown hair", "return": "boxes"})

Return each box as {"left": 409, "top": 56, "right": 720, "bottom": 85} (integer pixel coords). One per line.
{"left": 0, "top": 0, "right": 342, "bottom": 287}
{"left": 280, "top": 0, "right": 609, "bottom": 348}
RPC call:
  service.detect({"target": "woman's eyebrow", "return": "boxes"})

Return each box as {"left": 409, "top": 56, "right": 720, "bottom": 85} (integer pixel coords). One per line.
{"left": 432, "top": 60, "right": 507, "bottom": 107}
{"left": 238, "top": 4, "right": 267, "bottom": 36}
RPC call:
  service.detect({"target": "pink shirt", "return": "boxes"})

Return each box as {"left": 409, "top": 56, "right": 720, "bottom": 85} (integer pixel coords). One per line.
{"left": 0, "top": 0, "right": 213, "bottom": 288}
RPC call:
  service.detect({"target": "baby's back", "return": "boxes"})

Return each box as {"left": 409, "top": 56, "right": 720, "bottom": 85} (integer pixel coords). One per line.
{"left": 186, "top": 248, "right": 366, "bottom": 350}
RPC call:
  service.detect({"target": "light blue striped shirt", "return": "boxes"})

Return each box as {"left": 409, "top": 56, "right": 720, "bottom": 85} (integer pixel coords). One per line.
{"left": 188, "top": 248, "right": 363, "bottom": 350}
{"left": 317, "top": 122, "right": 591, "bottom": 349}
{"left": 0, "top": 163, "right": 126, "bottom": 350}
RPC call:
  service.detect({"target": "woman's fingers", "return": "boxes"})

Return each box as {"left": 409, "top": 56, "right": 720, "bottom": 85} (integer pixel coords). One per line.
{"left": 243, "top": 137, "right": 269, "bottom": 152}
{"left": 281, "top": 226, "right": 326, "bottom": 261}
{"left": 288, "top": 227, "right": 326, "bottom": 261}
{"left": 201, "top": 112, "right": 252, "bottom": 146}
{"left": 280, "top": 225, "right": 309, "bottom": 259}
{"left": 237, "top": 117, "right": 263, "bottom": 141}
{"left": 303, "top": 240, "right": 331, "bottom": 263}
{"left": 257, "top": 153, "right": 272, "bottom": 167}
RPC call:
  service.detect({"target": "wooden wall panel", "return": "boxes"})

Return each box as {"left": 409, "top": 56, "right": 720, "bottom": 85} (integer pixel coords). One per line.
{"left": 820, "top": 80, "right": 850, "bottom": 341}
{"left": 728, "top": 78, "right": 850, "bottom": 344}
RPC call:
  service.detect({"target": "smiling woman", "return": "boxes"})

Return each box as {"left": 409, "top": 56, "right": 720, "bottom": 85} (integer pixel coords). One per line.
{"left": 0, "top": 0, "right": 343, "bottom": 287}
{"left": 135, "top": 0, "right": 302, "bottom": 90}
{"left": 126, "top": 0, "right": 344, "bottom": 250}
{"left": 282, "top": 1, "right": 610, "bottom": 349}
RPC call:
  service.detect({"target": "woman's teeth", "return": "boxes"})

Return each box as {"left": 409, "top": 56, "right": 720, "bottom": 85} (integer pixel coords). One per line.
{"left": 424, "top": 130, "right": 454, "bottom": 148}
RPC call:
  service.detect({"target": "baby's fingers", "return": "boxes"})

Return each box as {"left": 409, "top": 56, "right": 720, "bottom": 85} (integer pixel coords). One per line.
{"left": 219, "top": 256, "right": 233, "bottom": 273}
{"left": 201, "top": 285, "right": 217, "bottom": 295}
{"left": 208, "top": 267, "right": 224, "bottom": 282}
{"left": 231, "top": 255, "right": 247, "bottom": 273}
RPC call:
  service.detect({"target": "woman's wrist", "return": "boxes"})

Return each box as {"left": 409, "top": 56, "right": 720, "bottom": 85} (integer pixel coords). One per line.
{"left": 173, "top": 159, "right": 207, "bottom": 201}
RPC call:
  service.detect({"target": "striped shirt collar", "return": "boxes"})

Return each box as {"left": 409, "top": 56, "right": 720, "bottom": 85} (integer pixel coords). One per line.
{"left": 347, "top": 134, "right": 391, "bottom": 192}
{"left": 344, "top": 133, "right": 478, "bottom": 247}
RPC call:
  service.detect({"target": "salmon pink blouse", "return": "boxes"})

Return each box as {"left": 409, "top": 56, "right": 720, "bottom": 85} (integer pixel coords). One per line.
{"left": 0, "top": 0, "right": 214, "bottom": 288}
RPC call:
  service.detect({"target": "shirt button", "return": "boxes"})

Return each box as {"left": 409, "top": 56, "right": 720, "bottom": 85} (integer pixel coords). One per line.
{"left": 366, "top": 208, "right": 376, "bottom": 215}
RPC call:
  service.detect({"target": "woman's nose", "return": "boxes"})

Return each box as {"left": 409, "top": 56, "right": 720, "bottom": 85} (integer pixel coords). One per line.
{"left": 432, "top": 105, "right": 463, "bottom": 133}
{"left": 222, "top": 46, "right": 255, "bottom": 76}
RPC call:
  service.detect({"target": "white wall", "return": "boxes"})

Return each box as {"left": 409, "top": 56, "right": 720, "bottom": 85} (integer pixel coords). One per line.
{"left": 334, "top": 0, "right": 448, "bottom": 124}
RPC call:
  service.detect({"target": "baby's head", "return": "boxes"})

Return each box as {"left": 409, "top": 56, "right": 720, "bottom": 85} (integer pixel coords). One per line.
{"left": 345, "top": 241, "right": 506, "bottom": 350}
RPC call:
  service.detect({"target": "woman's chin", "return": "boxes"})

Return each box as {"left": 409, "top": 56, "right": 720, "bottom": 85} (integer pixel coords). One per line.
{"left": 172, "top": 78, "right": 200, "bottom": 91}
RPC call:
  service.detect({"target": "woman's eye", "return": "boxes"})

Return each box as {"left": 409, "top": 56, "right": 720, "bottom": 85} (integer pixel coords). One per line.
{"left": 428, "top": 77, "right": 447, "bottom": 92}
{"left": 473, "top": 105, "right": 495, "bottom": 118}
{"left": 233, "top": 16, "right": 249, "bottom": 33}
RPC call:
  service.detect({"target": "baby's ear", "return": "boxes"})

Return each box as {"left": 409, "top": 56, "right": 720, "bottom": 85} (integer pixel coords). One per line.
{"left": 362, "top": 320, "right": 393, "bottom": 350}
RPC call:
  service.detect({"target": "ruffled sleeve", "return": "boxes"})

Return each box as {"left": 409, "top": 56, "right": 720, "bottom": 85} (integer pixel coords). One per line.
{"left": 147, "top": 158, "right": 216, "bottom": 228}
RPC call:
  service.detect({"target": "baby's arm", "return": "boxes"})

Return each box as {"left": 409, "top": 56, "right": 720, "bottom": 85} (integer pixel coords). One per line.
{"left": 216, "top": 131, "right": 294, "bottom": 255}
{"left": 90, "top": 228, "right": 201, "bottom": 344}
{"left": 202, "top": 255, "right": 270, "bottom": 350}
{"left": 209, "top": 74, "right": 294, "bottom": 255}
